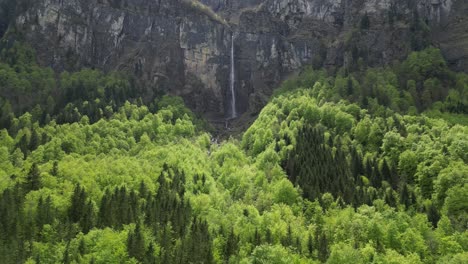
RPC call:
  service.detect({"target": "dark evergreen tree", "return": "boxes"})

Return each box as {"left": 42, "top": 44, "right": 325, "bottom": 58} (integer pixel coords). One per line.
{"left": 81, "top": 201, "right": 95, "bottom": 233}
{"left": 139, "top": 180, "right": 148, "bottom": 198}
{"left": 51, "top": 161, "right": 59, "bottom": 176}
{"left": 29, "top": 128, "right": 40, "bottom": 151}
{"left": 253, "top": 227, "right": 261, "bottom": 246}
{"left": 282, "top": 224, "right": 293, "bottom": 247}
{"left": 127, "top": 222, "right": 145, "bottom": 261}
{"left": 25, "top": 163, "right": 41, "bottom": 192}
{"left": 427, "top": 203, "right": 440, "bottom": 228}
{"left": 265, "top": 228, "right": 272, "bottom": 244}
{"left": 98, "top": 189, "right": 112, "bottom": 227}
{"left": 224, "top": 227, "right": 239, "bottom": 262}
{"left": 36, "top": 196, "right": 53, "bottom": 231}
{"left": 69, "top": 184, "right": 86, "bottom": 223}
{"left": 307, "top": 233, "right": 314, "bottom": 255}
{"left": 63, "top": 242, "right": 70, "bottom": 264}
{"left": 318, "top": 232, "right": 329, "bottom": 263}
{"left": 68, "top": 184, "right": 94, "bottom": 233}
{"left": 385, "top": 189, "right": 397, "bottom": 207}
{"left": 17, "top": 134, "right": 29, "bottom": 156}
{"left": 78, "top": 238, "right": 86, "bottom": 256}
{"left": 144, "top": 242, "right": 156, "bottom": 264}
{"left": 400, "top": 183, "right": 411, "bottom": 208}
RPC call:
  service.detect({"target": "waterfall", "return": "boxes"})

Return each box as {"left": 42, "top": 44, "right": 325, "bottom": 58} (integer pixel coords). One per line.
{"left": 230, "top": 33, "right": 237, "bottom": 119}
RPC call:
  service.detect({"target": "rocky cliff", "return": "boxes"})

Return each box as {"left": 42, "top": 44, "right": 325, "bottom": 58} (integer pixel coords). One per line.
{"left": 9, "top": 0, "right": 468, "bottom": 118}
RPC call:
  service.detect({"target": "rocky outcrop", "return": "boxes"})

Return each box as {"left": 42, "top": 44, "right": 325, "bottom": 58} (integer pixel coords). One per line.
{"left": 11, "top": 0, "right": 468, "bottom": 118}
{"left": 433, "top": 0, "right": 468, "bottom": 72}
{"left": 14, "top": 0, "right": 233, "bottom": 115}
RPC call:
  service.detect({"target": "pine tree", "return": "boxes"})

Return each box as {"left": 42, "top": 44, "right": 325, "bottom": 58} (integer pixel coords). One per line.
{"left": 29, "top": 128, "right": 40, "bottom": 151}
{"left": 144, "top": 242, "right": 156, "bottom": 264}
{"left": 98, "top": 189, "right": 111, "bottom": 227}
{"left": 81, "top": 201, "right": 95, "bottom": 233}
{"left": 68, "top": 184, "right": 93, "bottom": 233}
{"left": 26, "top": 163, "right": 41, "bottom": 192}
{"left": 253, "top": 227, "right": 261, "bottom": 246}
{"left": 390, "top": 164, "right": 400, "bottom": 190}
{"left": 265, "top": 228, "right": 272, "bottom": 244}
{"left": 36, "top": 195, "right": 52, "bottom": 230}
{"left": 307, "top": 233, "right": 314, "bottom": 255}
{"left": 318, "top": 232, "right": 329, "bottom": 262}
{"left": 427, "top": 203, "right": 440, "bottom": 228}
{"left": 139, "top": 180, "right": 148, "bottom": 198}
{"left": 295, "top": 236, "right": 302, "bottom": 253}
{"left": 400, "top": 183, "right": 410, "bottom": 208}
{"left": 78, "top": 238, "right": 86, "bottom": 255}
{"left": 127, "top": 222, "right": 145, "bottom": 261}
{"left": 282, "top": 224, "right": 293, "bottom": 247}
{"left": 17, "top": 134, "right": 29, "bottom": 156}
{"left": 51, "top": 161, "right": 59, "bottom": 176}
{"left": 36, "top": 196, "right": 44, "bottom": 229}
{"left": 370, "top": 160, "right": 382, "bottom": 188}
{"left": 381, "top": 160, "right": 392, "bottom": 184}
{"left": 62, "top": 242, "right": 70, "bottom": 264}
{"left": 385, "top": 189, "right": 397, "bottom": 207}
{"left": 225, "top": 227, "right": 238, "bottom": 261}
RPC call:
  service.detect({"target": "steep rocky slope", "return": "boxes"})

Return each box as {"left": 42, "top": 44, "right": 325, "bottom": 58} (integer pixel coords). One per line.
{"left": 433, "top": 0, "right": 468, "bottom": 71}
{"left": 7, "top": 0, "right": 468, "bottom": 118}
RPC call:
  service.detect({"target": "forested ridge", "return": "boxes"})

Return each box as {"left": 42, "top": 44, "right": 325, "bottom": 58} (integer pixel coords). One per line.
{"left": 0, "top": 41, "right": 467, "bottom": 263}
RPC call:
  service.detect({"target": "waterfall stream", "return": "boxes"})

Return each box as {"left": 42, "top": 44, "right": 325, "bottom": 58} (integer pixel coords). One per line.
{"left": 230, "top": 34, "right": 237, "bottom": 119}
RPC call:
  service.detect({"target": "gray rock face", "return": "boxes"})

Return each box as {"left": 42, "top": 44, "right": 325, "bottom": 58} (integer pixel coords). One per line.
{"left": 12, "top": 0, "right": 468, "bottom": 118}
{"left": 433, "top": 0, "right": 468, "bottom": 72}
{"left": 199, "top": 0, "right": 263, "bottom": 12}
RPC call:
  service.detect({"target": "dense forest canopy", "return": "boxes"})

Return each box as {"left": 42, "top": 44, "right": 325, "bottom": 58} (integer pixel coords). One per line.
{"left": 0, "top": 35, "right": 467, "bottom": 264}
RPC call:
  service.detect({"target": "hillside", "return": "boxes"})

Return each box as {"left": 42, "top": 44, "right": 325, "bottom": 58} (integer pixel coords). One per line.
{"left": 0, "top": 0, "right": 467, "bottom": 263}
{"left": 0, "top": 41, "right": 467, "bottom": 263}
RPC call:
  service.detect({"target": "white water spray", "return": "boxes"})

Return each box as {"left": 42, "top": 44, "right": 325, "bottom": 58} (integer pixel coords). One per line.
{"left": 230, "top": 33, "right": 237, "bottom": 119}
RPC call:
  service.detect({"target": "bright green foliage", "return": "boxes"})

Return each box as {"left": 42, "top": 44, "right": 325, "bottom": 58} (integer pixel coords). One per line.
{"left": 268, "top": 48, "right": 467, "bottom": 122}
{"left": 248, "top": 244, "right": 314, "bottom": 264}
{"left": 0, "top": 44, "right": 467, "bottom": 263}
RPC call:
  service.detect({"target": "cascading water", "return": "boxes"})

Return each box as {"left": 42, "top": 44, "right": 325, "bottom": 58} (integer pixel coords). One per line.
{"left": 230, "top": 33, "right": 237, "bottom": 119}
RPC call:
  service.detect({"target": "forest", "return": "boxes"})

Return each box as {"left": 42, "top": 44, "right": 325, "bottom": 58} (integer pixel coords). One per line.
{"left": 0, "top": 39, "right": 467, "bottom": 263}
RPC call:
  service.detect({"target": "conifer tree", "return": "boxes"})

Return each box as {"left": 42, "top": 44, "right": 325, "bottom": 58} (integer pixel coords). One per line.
{"left": 307, "top": 233, "right": 314, "bottom": 255}
{"left": 127, "top": 222, "right": 145, "bottom": 261}
{"left": 318, "top": 232, "right": 329, "bottom": 262}
{"left": 29, "top": 128, "right": 39, "bottom": 151}
{"left": 253, "top": 227, "right": 261, "bottom": 246}
{"left": 36, "top": 195, "right": 52, "bottom": 230}
{"left": 26, "top": 163, "right": 41, "bottom": 192}
{"left": 144, "top": 242, "right": 156, "bottom": 264}
{"left": 427, "top": 203, "right": 440, "bottom": 228}
{"left": 224, "top": 228, "right": 239, "bottom": 261}
{"left": 400, "top": 183, "right": 411, "bottom": 208}
{"left": 265, "top": 228, "right": 272, "bottom": 244}
{"left": 51, "top": 161, "right": 59, "bottom": 176}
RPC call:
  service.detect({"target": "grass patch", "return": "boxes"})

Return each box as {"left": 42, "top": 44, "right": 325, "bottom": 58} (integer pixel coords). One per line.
{"left": 181, "top": 0, "right": 228, "bottom": 26}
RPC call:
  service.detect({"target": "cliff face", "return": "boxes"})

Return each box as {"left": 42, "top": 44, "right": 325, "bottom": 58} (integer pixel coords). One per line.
{"left": 14, "top": 0, "right": 231, "bottom": 115}
{"left": 11, "top": 0, "right": 468, "bottom": 118}
{"left": 433, "top": 0, "right": 468, "bottom": 72}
